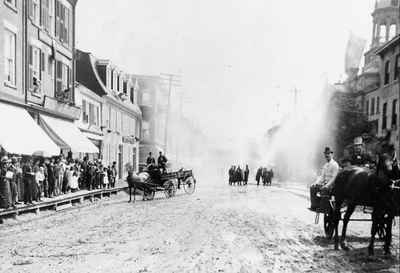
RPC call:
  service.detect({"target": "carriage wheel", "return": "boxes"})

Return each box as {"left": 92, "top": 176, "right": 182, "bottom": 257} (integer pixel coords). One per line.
{"left": 183, "top": 177, "right": 196, "bottom": 194}
{"left": 377, "top": 222, "right": 386, "bottom": 240}
{"left": 164, "top": 181, "right": 176, "bottom": 198}
{"left": 324, "top": 212, "right": 335, "bottom": 240}
{"left": 144, "top": 190, "right": 155, "bottom": 201}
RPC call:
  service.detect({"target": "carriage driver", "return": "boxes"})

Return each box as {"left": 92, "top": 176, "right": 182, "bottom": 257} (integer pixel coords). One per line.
{"left": 309, "top": 147, "right": 340, "bottom": 211}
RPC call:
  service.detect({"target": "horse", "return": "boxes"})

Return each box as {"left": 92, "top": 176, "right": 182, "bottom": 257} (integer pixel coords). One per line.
{"left": 331, "top": 153, "right": 399, "bottom": 255}
{"left": 126, "top": 171, "right": 150, "bottom": 202}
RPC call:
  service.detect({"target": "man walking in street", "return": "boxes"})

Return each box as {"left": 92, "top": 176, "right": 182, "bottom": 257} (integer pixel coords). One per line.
{"left": 309, "top": 147, "right": 339, "bottom": 211}
{"left": 256, "top": 167, "right": 262, "bottom": 186}
{"left": 244, "top": 165, "right": 249, "bottom": 185}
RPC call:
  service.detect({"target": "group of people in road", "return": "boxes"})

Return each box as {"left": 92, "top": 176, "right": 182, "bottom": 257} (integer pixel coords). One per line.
{"left": 255, "top": 167, "right": 274, "bottom": 186}
{"left": 228, "top": 165, "right": 250, "bottom": 186}
{"left": 0, "top": 154, "right": 118, "bottom": 210}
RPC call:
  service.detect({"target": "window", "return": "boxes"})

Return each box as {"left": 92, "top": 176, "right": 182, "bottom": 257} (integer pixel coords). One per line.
{"left": 82, "top": 100, "right": 88, "bottom": 124}
{"left": 55, "top": 0, "right": 70, "bottom": 46}
{"left": 48, "top": 57, "right": 53, "bottom": 76}
{"left": 123, "top": 81, "right": 127, "bottom": 94}
{"left": 28, "top": 0, "right": 40, "bottom": 25}
{"left": 392, "top": 99, "right": 398, "bottom": 128}
{"left": 130, "top": 87, "right": 134, "bottom": 104}
{"left": 110, "top": 70, "right": 114, "bottom": 90}
{"left": 371, "top": 97, "right": 375, "bottom": 116}
{"left": 389, "top": 24, "right": 397, "bottom": 40}
{"left": 28, "top": 45, "right": 41, "bottom": 93}
{"left": 384, "top": 60, "right": 390, "bottom": 85}
{"left": 55, "top": 60, "right": 71, "bottom": 100}
{"left": 379, "top": 25, "right": 387, "bottom": 43}
{"left": 366, "top": 99, "right": 369, "bottom": 116}
{"left": 4, "top": 29, "right": 16, "bottom": 86}
{"left": 392, "top": 0, "right": 399, "bottom": 6}
{"left": 5, "top": 0, "right": 16, "bottom": 8}
{"left": 395, "top": 54, "right": 400, "bottom": 80}
{"left": 377, "top": 97, "right": 380, "bottom": 114}
{"left": 41, "top": 0, "right": 54, "bottom": 34}
{"left": 383, "top": 102, "right": 388, "bottom": 130}
{"left": 117, "top": 75, "right": 120, "bottom": 91}
{"left": 40, "top": 52, "right": 46, "bottom": 74}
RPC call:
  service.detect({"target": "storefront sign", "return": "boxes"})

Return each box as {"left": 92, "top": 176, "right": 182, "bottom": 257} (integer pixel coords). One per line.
{"left": 43, "top": 96, "right": 81, "bottom": 120}
{"left": 122, "top": 136, "right": 136, "bottom": 144}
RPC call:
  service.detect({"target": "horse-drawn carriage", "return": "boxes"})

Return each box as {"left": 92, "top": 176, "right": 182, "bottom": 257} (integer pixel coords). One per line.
{"left": 127, "top": 167, "right": 196, "bottom": 202}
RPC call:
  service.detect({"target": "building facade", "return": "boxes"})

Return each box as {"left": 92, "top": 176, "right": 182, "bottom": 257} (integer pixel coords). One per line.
{"left": 343, "top": 0, "right": 400, "bottom": 155}
{"left": 135, "top": 75, "right": 168, "bottom": 170}
{"left": 0, "top": 0, "right": 99, "bottom": 158}
{"left": 76, "top": 50, "right": 142, "bottom": 178}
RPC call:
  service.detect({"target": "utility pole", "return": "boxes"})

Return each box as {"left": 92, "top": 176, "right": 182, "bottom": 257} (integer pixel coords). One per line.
{"left": 289, "top": 88, "right": 301, "bottom": 113}
{"left": 160, "top": 73, "right": 182, "bottom": 157}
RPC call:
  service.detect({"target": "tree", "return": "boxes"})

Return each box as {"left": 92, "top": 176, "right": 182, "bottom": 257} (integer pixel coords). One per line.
{"left": 328, "top": 91, "right": 371, "bottom": 159}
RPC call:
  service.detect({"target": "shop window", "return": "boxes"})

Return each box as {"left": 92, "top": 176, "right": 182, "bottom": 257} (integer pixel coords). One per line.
{"left": 4, "top": 29, "right": 16, "bottom": 86}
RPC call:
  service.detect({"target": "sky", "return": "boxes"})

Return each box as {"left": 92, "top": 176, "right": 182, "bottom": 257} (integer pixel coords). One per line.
{"left": 76, "top": 0, "right": 376, "bottom": 147}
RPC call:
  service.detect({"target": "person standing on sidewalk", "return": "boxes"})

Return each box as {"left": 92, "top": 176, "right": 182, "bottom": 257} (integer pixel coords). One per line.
{"left": 0, "top": 156, "right": 12, "bottom": 209}
{"left": 46, "top": 158, "right": 55, "bottom": 197}
{"left": 23, "top": 160, "right": 34, "bottom": 205}
{"left": 111, "top": 162, "right": 117, "bottom": 188}
{"left": 9, "top": 157, "right": 20, "bottom": 208}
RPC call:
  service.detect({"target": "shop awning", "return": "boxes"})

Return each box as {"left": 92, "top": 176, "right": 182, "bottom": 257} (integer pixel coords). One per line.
{"left": 0, "top": 103, "right": 59, "bottom": 156}
{"left": 39, "top": 115, "right": 99, "bottom": 154}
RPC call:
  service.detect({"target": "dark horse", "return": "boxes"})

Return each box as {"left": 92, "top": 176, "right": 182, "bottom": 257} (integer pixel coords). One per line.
{"left": 331, "top": 153, "right": 399, "bottom": 255}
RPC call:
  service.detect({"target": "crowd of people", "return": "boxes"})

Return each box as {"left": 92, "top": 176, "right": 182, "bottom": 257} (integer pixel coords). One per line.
{"left": 228, "top": 165, "right": 274, "bottom": 187}
{"left": 255, "top": 167, "right": 274, "bottom": 186}
{"left": 0, "top": 154, "right": 118, "bottom": 210}
{"left": 228, "top": 165, "right": 250, "bottom": 186}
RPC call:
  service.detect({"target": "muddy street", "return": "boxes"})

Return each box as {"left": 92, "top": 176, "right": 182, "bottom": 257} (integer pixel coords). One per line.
{"left": 0, "top": 179, "right": 399, "bottom": 273}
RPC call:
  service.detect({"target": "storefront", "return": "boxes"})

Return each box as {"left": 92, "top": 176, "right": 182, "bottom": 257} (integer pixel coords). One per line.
{"left": 38, "top": 114, "right": 99, "bottom": 157}
{"left": 0, "top": 102, "right": 59, "bottom": 156}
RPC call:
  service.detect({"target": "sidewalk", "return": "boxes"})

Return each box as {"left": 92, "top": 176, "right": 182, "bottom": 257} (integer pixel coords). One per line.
{"left": 0, "top": 180, "right": 128, "bottom": 220}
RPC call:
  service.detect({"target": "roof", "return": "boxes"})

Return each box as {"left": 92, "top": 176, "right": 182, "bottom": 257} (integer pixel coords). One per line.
{"left": 75, "top": 49, "right": 108, "bottom": 97}
{"left": 375, "top": 0, "right": 399, "bottom": 9}
{"left": 375, "top": 35, "right": 400, "bottom": 56}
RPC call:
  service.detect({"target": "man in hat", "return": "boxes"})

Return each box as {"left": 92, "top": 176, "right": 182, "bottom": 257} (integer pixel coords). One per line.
{"left": 0, "top": 156, "right": 12, "bottom": 209}
{"left": 309, "top": 147, "right": 339, "bottom": 211}
{"left": 146, "top": 152, "right": 156, "bottom": 167}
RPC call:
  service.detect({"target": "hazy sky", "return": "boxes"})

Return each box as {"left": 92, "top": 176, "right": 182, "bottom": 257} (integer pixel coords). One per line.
{"left": 76, "top": 0, "right": 375, "bottom": 146}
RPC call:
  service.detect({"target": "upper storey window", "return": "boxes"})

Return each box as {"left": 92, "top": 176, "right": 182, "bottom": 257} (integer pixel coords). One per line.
{"left": 55, "top": 0, "right": 71, "bottom": 47}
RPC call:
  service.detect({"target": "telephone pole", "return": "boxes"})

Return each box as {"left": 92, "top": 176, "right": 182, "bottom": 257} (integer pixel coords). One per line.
{"left": 160, "top": 73, "right": 182, "bottom": 156}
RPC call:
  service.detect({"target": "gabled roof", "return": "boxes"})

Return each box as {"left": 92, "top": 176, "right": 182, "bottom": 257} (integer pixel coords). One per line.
{"left": 75, "top": 49, "right": 108, "bottom": 97}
